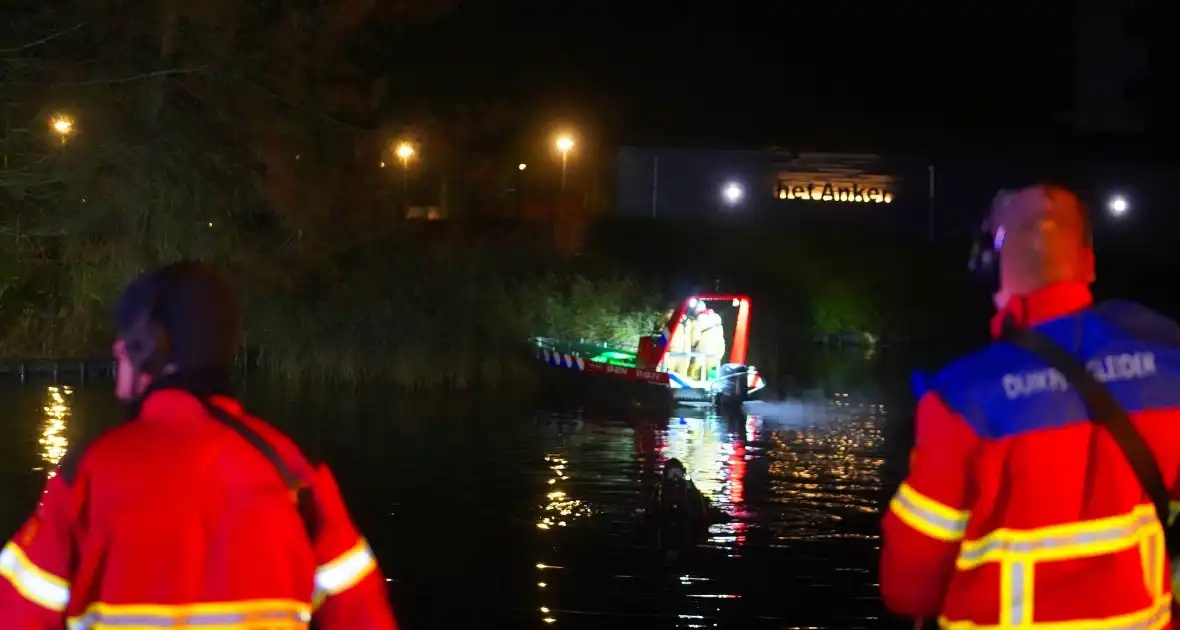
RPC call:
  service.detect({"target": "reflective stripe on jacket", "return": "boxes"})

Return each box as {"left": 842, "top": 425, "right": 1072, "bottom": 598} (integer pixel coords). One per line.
{"left": 0, "top": 388, "right": 396, "bottom": 630}
{"left": 881, "top": 283, "right": 1180, "bottom": 629}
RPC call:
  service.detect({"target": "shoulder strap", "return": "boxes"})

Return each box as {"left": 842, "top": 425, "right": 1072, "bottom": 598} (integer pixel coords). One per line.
{"left": 1000, "top": 321, "right": 1174, "bottom": 553}
{"left": 199, "top": 399, "right": 321, "bottom": 540}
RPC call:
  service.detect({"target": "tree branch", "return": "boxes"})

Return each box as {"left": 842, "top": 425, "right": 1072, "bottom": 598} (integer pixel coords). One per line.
{"left": 218, "top": 68, "right": 371, "bottom": 132}
{"left": 0, "top": 24, "right": 85, "bottom": 54}
{"left": 54, "top": 65, "right": 210, "bottom": 86}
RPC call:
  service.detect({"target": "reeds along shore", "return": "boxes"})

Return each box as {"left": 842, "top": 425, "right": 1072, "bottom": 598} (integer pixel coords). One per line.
{"left": 247, "top": 269, "right": 664, "bottom": 388}
{"left": 0, "top": 239, "right": 666, "bottom": 389}
{"left": 1, "top": 214, "right": 1013, "bottom": 391}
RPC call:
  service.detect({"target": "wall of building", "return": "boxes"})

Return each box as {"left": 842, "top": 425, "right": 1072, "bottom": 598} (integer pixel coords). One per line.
{"left": 770, "top": 151, "right": 930, "bottom": 238}
{"left": 615, "top": 146, "right": 1173, "bottom": 243}
{"left": 616, "top": 147, "right": 775, "bottom": 221}
{"left": 615, "top": 147, "right": 931, "bottom": 238}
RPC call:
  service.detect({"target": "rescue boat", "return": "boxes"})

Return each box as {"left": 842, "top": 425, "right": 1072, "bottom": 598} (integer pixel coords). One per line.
{"left": 534, "top": 294, "right": 767, "bottom": 410}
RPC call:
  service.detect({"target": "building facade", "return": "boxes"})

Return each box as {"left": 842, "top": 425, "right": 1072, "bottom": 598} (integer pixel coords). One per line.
{"left": 615, "top": 147, "right": 934, "bottom": 238}
{"left": 615, "top": 146, "right": 1172, "bottom": 242}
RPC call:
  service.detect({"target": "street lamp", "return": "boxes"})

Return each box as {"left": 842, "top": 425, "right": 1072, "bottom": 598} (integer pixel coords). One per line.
{"left": 394, "top": 141, "right": 415, "bottom": 202}
{"left": 1107, "top": 194, "right": 1129, "bottom": 218}
{"left": 555, "top": 135, "right": 574, "bottom": 193}
{"left": 722, "top": 182, "right": 744, "bottom": 206}
{"left": 396, "top": 142, "right": 414, "bottom": 163}
{"left": 50, "top": 115, "right": 73, "bottom": 145}
{"left": 519, "top": 163, "right": 527, "bottom": 171}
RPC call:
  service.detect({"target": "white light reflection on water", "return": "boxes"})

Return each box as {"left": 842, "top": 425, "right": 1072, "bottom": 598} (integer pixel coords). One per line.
{"left": 658, "top": 414, "right": 753, "bottom": 553}
{"left": 528, "top": 390, "right": 891, "bottom": 626}
{"left": 34, "top": 386, "right": 72, "bottom": 482}
{"left": 766, "top": 393, "right": 886, "bottom": 542}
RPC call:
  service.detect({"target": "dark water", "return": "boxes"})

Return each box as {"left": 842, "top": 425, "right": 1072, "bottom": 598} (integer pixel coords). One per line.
{"left": 0, "top": 353, "right": 921, "bottom": 629}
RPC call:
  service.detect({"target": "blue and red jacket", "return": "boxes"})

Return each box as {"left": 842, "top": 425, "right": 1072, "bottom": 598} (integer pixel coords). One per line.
{"left": 0, "top": 387, "right": 397, "bottom": 630}
{"left": 881, "top": 282, "right": 1180, "bottom": 628}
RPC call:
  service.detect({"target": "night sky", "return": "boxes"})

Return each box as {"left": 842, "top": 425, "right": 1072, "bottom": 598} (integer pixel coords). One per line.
{"left": 386, "top": 1, "right": 1084, "bottom": 153}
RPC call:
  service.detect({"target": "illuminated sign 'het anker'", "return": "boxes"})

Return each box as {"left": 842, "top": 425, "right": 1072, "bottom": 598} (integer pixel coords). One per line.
{"left": 778, "top": 182, "right": 894, "bottom": 203}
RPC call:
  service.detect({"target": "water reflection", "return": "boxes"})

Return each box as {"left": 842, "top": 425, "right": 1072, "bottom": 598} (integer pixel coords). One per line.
{"left": 537, "top": 560, "right": 559, "bottom": 626}
{"left": 1, "top": 370, "right": 907, "bottom": 629}
{"left": 35, "top": 385, "right": 72, "bottom": 481}
{"left": 766, "top": 394, "right": 886, "bottom": 542}
{"left": 538, "top": 453, "right": 593, "bottom": 531}
{"left": 529, "top": 393, "right": 892, "bottom": 627}
{"left": 536, "top": 451, "right": 595, "bottom": 625}
{"left": 658, "top": 414, "right": 751, "bottom": 552}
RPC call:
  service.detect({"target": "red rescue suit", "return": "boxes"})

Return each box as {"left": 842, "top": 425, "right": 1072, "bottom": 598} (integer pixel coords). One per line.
{"left": 882, "top": 282, "right": 1180, "bottom": 628}
{"left": 0, "top": 388, "right": 397, "bottom": 630}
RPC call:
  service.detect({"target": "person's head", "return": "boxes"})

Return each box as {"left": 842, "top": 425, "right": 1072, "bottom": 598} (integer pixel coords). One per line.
{"left": 663, "top": 458, "right": 687, "bottom": 483}
{"left": 113, "top": 261, "right": 240, "bottom": 401}
{"left": 986, "top": 184, "right": 1094, "bottom": 309}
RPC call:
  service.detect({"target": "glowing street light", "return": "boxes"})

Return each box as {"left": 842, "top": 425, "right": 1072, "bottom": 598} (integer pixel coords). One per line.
{"left": 1107, "top": 194, "right": 1129, "bottom": 217}
{"left": 555, "top": 135, "right": 574, "bottom": 193}
{"left": 50, "top": 115, "right": 73, "bottom": 145}
{"left": 394, "top": 141, "right": 415, "bottom": 202}
{"left": 519, "top": 163, "right": 527, "bottom": 171}
{"left": 722, "top": 182, "right": 744, "bottom": 206}
{"left": 396, "top": 142, "right": 415, "bottom": 163}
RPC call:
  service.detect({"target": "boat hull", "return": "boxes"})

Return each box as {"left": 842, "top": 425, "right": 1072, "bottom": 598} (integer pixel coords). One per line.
{"left": 535, "top": 348, "right": 672, "bottom": 413}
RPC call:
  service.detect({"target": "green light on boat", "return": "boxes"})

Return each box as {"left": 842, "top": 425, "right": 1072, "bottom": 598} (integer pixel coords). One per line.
{"left": 589, "top": 351, "right": 636, "bottom": 367}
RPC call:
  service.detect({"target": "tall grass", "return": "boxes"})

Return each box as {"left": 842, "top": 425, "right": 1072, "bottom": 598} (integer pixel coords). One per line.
{"left": 0, "top": 227, "right": 665, "bottom": 388}
{"left": 240, "top": 234, "right": 663, "bottom": 388}
{"left": 246, "top": 274, "right": 659, "bottom": 388}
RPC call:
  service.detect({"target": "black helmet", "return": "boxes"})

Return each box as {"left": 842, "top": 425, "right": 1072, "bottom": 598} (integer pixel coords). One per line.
{"left": 115, "top": 261, "right": 240, "bottom": 375}
{"left": 663, "top": 458, "right": 687, "bottom": 481}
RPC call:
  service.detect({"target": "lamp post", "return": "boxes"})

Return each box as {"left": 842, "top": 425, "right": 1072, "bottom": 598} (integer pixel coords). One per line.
{"left": 722, "top": 182, "right": 744, "bottom": 206}
{"left": 515, "top": 163, "right": 528, "bottom": 218}
{"left": 1108, "top": 194, "right": 1129, "bottom": 218}
{"left": 50, "top": 115, "right": 73, "bottom": 145}
{"left": 555, "top": 135, "right": 574, "bottom": 193}
{"left": 395, "top": 142, "right": 414, "bottom": 204}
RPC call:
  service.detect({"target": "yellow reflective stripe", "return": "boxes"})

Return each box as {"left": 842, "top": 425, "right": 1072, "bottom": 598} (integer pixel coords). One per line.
{"left": 1139, "top": 530, "right": 1165, "bottom": 597}
{"left": 67, "top": 598, "right": 312, "bottom": 630}
{"left": 957, "top": 504, "right": 1157, "bottom": 569}
{"left": 940, "top": 594, "right": 1171, "bottom": 630}
{"left": 313, "top": 538, "right": 377, "bottom": 605}
{"left": 1154, "top": 533, "right": 1166, "bottom": 596}
{"left": 0, "top": 541, "right": 70, "bottom": 612}
{"left": 951, "top": 506, "right": 1168, "bottom": 630}
{"left": 889, "top": 482, "right": 970, "bottom": 542}
{"left": 999, "top": 560, "right": 1033, "bottom": 626}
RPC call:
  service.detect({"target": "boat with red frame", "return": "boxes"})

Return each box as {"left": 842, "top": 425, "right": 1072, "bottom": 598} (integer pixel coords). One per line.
{"left": 534, "top": 294, "right": 767, "bottom": 410}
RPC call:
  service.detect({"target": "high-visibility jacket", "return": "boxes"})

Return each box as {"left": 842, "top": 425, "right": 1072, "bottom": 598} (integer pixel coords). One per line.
{"left": 0, "top": 388, "right": 397, "bottom": 630}
{"left": 881, "top": 282, "right": 1180, "bottom": 629}
{"left": 697, "top": 310, "right": 726, "bottom": 359}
